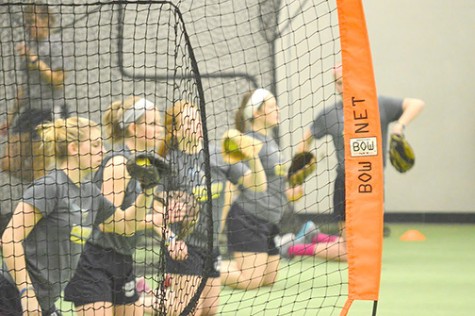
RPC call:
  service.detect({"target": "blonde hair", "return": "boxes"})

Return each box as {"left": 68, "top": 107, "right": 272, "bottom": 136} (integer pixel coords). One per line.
{"left": 102, "top": 96, "right": 143, "bottom": 143}
{"left": 35, "top": 116, "right": 99, "bottom": 167}
{"left": 160, "top": 100, "right": 197, "bottom": 157}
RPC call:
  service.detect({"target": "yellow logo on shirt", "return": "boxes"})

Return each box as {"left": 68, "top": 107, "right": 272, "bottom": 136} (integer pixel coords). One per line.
{"left": 192, "top": 182, "right": 224, "bottom": 202}
{"left": 274, "top": 163, "right": 287, "bottom": 177}
{"left": 70, "top": 225, "right": 92, "bottom": 245}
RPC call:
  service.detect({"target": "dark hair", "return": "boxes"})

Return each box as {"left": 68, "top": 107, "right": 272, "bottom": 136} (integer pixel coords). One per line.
{"left": 235, "top": 90, "right": 254, "bottom": 133}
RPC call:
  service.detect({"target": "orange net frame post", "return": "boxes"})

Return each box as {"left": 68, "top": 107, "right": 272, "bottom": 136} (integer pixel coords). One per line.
{"left": 336, "top": 0, "right": 384, "bottom": 315}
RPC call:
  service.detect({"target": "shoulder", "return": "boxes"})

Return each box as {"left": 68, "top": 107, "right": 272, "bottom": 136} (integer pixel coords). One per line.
{"left": 378, "top": 95, "right": 403, "bottom": 107}
{"left": 31, "top": 170, "right": 67, "bottom": 189}
{"left": 314, "top": 101, "right": 340, "bottom": 119}
{"left": 105, "top": 154, "right": 128, "bottom": 167}
{"left": 22, "top": 170, "right": 65, "bottom": 204}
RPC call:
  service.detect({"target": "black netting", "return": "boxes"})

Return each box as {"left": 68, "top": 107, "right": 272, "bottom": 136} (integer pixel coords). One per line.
{"left": 0, "top": 1, "right": 350, "bottom": 315}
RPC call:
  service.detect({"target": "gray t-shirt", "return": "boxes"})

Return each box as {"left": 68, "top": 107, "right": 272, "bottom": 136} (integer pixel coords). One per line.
{"left": 1, "top": 169, "right": 116, "bottom": 312}
{"left": 310, "top": 96, "right": 403, "bottom": 173}
{"left": 167, "top": 145, "right": 242, "bottom": 249}
{"left": 86, "top": 147, "right": 142, "bottom": 256}
{"left": 233, "top": 131, "right": 288, "bottom": 225}
{"left": 18, "top": 32, "right": 66, "bottom": 112}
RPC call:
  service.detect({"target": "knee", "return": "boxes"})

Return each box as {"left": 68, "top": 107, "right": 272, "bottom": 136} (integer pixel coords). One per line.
{"left": 262, "top": 273, "right": 278, "bottom": 287}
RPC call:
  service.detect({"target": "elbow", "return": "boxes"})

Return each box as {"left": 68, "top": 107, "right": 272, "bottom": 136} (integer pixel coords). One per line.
{"left": 405, "top": 98, "right": 425, "bottom": 113}
{"left": 1, "top": 228, "right": 12, "bottom": 247}
{"left": 418, "top": 99, "right": 426, "bottom": 112}
{"left": 51, "top": 71, "right": 65, "bottom": 87}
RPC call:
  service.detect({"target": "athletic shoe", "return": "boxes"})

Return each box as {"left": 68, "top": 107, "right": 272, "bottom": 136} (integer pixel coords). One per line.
{"left": 384, "top": 225, "right": 391, "bottom": 238}
{"left": 295, "top": 221, "right": 320, "bottom": 244}
{"left": 312, "top": 232, "right": 339, "bottom": 244}
{"left": 274, "top": 233, "right": 295, "bottom": 259}
{"left": 136, "top": 276, "right": 151, "bottom": 296}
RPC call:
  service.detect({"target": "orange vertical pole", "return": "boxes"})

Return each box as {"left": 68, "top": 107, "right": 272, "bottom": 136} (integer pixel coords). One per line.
{"left": 335, "top": 1, "right": 384, "bottom": 315}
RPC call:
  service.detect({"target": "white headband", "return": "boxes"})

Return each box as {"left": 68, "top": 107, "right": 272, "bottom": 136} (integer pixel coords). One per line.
{"left": 119, "top": 98, "right": 155, "bottom": 129}
{"left": 243, "top": 88, "right": 273, "bottom": 121}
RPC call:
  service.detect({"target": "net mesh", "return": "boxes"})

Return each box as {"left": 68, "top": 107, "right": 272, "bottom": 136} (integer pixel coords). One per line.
{"left": 0, "top": 1, "right": 351, "bottom": 315}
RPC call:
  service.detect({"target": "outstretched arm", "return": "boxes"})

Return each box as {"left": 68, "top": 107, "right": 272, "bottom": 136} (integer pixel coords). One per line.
{"left": 99, "top": 155, "right": 154, "bottom": 236}
{"left": 392, "top": 98, "right": 425, "bottom": 135}
{"left": 238, "top": 155, "right": 267, "bottom": 192}
{"left": 16, "top": 42, "right": 65, "bottom": 87}
{"left": 297, "top": 128, "right": 314, "bottom": 153}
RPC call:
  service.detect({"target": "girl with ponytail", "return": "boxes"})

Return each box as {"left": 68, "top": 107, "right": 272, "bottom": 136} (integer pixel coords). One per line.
{"left": 151, "top": 100, "right": 266, "bottom": 315}
{"left": 221, "top": 89, "right": 303, "bottom": 290}
{"left": 0, "top": 116, "right": 155, "bottom": 316}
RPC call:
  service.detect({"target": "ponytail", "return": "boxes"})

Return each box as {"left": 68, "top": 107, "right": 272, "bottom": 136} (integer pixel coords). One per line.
{"left": 35, "top": 116, "right": 98, "bottom": 168}
{"left": 236, "top": 89, "right": 273, "bottom": 133}
{"left": 235, "top": 91, "right": 253, "bottom": 133}
{"left": 103, "top": 96, "right": 142, "bottom": 143}
{"left": 160, "top": 100, "right": 196, "bottom": 157}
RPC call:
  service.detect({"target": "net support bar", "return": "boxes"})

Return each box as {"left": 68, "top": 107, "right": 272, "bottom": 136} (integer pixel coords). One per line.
{"left": 336, "top": 0, "right": 384, "bottom": 315}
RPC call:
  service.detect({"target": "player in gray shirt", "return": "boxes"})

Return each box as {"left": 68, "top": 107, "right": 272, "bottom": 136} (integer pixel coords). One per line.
{"left": 221, "top": 89, "right": 304, "bottom": 291}
{"left": 0, "top": 117, "right": 155, "bottom": 316}
{"left": 158, "top": 100, "right": 266, "bottom": 315}
{"left": 2, "top": 3, "right": 70, "bottom": 182}
{"left": 294, "top": 64, "right": 424, "bottom": 261}
{"left": 63, "top": 97, "right": 187, "bottom": 315}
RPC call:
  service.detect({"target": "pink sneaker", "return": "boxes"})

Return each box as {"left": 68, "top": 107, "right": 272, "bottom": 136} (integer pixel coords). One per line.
{"left": 312, "top": 233, "right": 339, "bottom": 244}
{"left": 136, "top": 277, "right": 151, "bottom": 295}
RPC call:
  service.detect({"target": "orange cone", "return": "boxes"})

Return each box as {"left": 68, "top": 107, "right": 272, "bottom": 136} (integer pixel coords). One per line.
{"left": 400, "top": 229, "right": 426, "bottom": 241}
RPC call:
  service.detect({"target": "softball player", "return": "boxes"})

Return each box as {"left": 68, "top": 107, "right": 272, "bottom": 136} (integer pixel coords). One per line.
{"left": 0, "top": 117, "right": 154, "bottom": 316}
{"left": 1, "top": 2, "right": 70, "bottom": 182}
{"left": 63, "top": 97, "right": 178, "bottom": 316}
{"left": 296, "top": 64, "right": 424, "bottom": 261}
{"left": 156, "top": 100, "right": 266, "bottom": 316}
{"left": 221, "top": 89, "right": 303, "bottom": 290}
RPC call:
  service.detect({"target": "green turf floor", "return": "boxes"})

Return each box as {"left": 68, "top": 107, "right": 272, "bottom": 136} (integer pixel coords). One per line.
{"left": 6, "top": 223, "right": 474, "bottom": 315}
{"left": 218, "top": 224, "right": 475, "bottom": 315}
{"left": 344, "top": 223, "right": 475, "bottom": 316}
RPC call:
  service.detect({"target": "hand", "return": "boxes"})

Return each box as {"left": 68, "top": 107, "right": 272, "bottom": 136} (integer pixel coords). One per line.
{"left": 16, "top": 42, "right": 29, "bottom": 57}
{"left": 167, "top": 239, "right": 188, "bottom": 261}
{"left": 286, "top": 185, "right": 304, "bottom": 202}
{"left": 167, "top": 198, "right": 188, "bottom": 223}
{"left": 221, "top": 129, "right": 263, "bottom": 164}
{"left": 391, "top": 122, "right": 405, "bottom": 135}
{"left": 21, "top": 290, "right": 41, "bottom": 316}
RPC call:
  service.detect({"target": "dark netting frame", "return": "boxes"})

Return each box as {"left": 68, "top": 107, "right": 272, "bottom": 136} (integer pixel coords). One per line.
{"left": 0, "top": 1, "right": 352, "bottom": 315}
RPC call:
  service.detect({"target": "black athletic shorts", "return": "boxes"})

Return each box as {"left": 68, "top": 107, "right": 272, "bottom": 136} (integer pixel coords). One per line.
{"left": 165, "top": 245, "right": 221, "bottom": 278}
{"left": 333, "top": 172, "right": 346, "bottom": 221}
{"left": 226, "top": 203, "right": 280, "bottom": 256}
{"left": 0, "top": 274, "right": 62, "bottom": 316}
{"left": 63, "top": 243, "right": 139, "bottom": 307}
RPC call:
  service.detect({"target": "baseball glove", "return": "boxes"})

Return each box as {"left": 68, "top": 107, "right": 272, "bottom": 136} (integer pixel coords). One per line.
{"left": 389, "top": 134, "right": 415, "bottom": 173}
{"left": 288, "top": 151, "right": 317, "bottom": 187}
{"left": 126, "top": 153, "right": 170, "bottom": 189}
{"left": 221, "top": 129, "right": 262, "bottom": 164}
